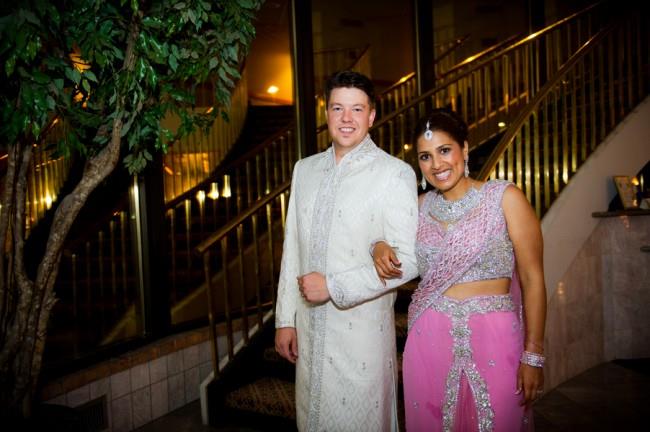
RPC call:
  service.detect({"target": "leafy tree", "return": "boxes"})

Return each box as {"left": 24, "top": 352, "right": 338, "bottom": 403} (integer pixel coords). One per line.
{"left": 0, "top": 0, "right": 262, "bottom": 418}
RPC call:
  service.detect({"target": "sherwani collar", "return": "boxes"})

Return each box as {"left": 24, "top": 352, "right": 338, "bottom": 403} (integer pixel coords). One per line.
{"left": 328, "top": 134, "right": 377, "bottom": 168}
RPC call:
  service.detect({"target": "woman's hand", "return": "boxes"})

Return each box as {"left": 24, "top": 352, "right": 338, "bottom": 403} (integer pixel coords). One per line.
{"left": 516, "top": 363, "right": 544, "bottom": 407}
{"left": 372, "top": 241, "right": 402, "bottom": 283}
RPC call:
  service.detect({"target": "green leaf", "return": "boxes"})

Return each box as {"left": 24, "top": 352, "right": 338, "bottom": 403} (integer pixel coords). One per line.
{"left": 209, "top": 57, "right": 218, "bottom": 70}
{"left": 65, "top": 67, "right": 81, "bottom": 85}
{"left": 168, "top": 54, "right": 178, "bottom": 72}
{"left": 81, "top": 78, "right": 91, "bottom": 93}
{"left": 5, "top": 55, "right": 16, "bottom": 76}
{"left": 22, "top": 10, "right": 41, "bottom": 26}
{"left": 187, "top": 9, "right": 196, "bottom": 25}
{"left": 84, "top": 70, "right": 98, "bottom": 82}
{"left": 136, "top": 58, "right": 146, "bottom": 81}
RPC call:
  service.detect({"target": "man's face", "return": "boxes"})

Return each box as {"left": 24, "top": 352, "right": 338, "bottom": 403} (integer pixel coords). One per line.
{"left": 326, "top": 87, "right": 376, "bottom": 156}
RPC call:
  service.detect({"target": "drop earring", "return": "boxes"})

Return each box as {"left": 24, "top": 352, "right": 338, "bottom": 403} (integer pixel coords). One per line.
{"left": 464, "top": 158, "right": 469, "bottom": 178}
{"left": 421, "top": 176, "right": 427, "bottom": 190}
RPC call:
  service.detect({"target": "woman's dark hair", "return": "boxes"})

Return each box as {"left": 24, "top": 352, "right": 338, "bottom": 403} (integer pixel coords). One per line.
{"left": 325, "top": 70, "right": 375, "bottom": 107}
{"left": 413, "top": 108, "right": 468, "bottom": 146}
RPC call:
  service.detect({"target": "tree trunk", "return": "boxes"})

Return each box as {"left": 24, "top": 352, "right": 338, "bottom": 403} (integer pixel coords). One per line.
{"left": 0, "top": 14, "right": 139, "bottom": 419}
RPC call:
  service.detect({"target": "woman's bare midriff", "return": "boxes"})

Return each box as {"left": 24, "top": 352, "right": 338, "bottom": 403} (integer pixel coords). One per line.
{"left": 442, "top": 278, "right": 511, "bottom": 300}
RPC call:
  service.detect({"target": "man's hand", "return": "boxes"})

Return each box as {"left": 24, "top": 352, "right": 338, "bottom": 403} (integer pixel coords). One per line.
{"left": 275, "top": 327, "right": 298, "bottom": 363}
{"left": 298, "top": 272, "right": 330, "bottom": 303}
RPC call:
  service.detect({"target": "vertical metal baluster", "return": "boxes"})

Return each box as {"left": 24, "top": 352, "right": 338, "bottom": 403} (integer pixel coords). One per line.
{"left": 525, "top": 120, "right": 532, "bottom": 205}
{"left": 636, "top": 17, "right": 644, "bottom": 101}
{"left": 507, "top": 136, "right": 514, "bottom": 183}
{"left": 577, "top": 63, "right": 585, "bottom": 164}
{"left": 515, "top": 129, "right": 522, "bottom": 190}
{"left": 280, "top": 136, "right": 287, "bottom": 183}
{"left": 617, "top": 28, "right": 625, "bottom": 119}
{"left": 120, "top": 211, "right": 128, "bottom": 308}
{"left": 203, "top": 251, "right": 220, "bottom": 378}
{"left": 552, "top": 88, "right": 560, "bottom": 196}
{"left": 267, "top": 201, "right": 276, "bottom": 306}
{"left": 533, "top": 110, "right": 543, "bottom": 218}
{"left": 85, "top": 241, "right": 92, "bottom": 321}
{"left": 221, "top": 237, "right": 234, "bottom": 360}
{"left": 255, "top": 154, "right": 262, "bottom": 201}
{"left": 98, "top": 230, "right": 105, "bottom": 331}
{"left": 236, "top": 225, "right": 249, "bottom": 344}
{"left": 235, "top": 168, "right": 242, "bottom": 214}
{"left": 72, "top": 253, "right": 78, "bottom": 319}
{"left": 543, "top": 100, "right": 551, "bottom": 212}
{"left": 562, "top": 82, "right": 569, "bottom": 187}
{"left": 169, "top": 209, "right": 177, "bottom": 302}
{"left": 251, "top": 214, "right": 263, "bottom": 328}
{"left": 110, "top": 220, "right": 117, "bottom": 307}
{"left": 273, "top": 141, "right": 280, "bottom": 191}
{"left": 185, "top": 200, "right": 192, "bottom": 290}
{"left": 264, "top": 147, "right": 271, "bottom": 195}
{"left": 571, "top": 67, "right": 578, "bottom": 174}
{"left": 607, "top": 35, "right": 615, "bottom": 129}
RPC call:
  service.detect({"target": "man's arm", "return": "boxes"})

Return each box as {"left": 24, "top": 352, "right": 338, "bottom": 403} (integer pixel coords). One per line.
{"left": 326, "top": 165, "right": 419, "bottom": 309}
{"left": 275, "top": 162, "right": 302, "bottom": 362}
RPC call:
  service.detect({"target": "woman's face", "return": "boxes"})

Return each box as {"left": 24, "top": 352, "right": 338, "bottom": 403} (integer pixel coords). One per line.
{"left": 417, "top": 130, "right": 469, "bottom": 195}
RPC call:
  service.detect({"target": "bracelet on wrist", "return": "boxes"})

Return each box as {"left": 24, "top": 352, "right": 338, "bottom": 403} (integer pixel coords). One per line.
{"left": 520, "top": 350, "right": 545, "bottom": 368}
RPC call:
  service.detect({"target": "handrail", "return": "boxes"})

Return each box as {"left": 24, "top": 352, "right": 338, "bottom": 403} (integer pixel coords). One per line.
{"left": 433, "top": 34, "right": 471, "bottom": 74}
{"left": 195, "top": 180, "right": 291, "bottom": 255}
{"left": 476, "top": 7, "right": 648, "bottom": 217}
{"left": 477, "top": 26, "right": 613, "bottom": 180}
{"left": 436, "top": 33, "right": 520, "bottom": 80}
{"left": 372, "top": 1, "right": 604, "bottom": 131}
{"left": 164, "top": 122, "right": 295, "bottom": 210}
{"left": 380, "top": 72, "right": 417, "bottom": 96}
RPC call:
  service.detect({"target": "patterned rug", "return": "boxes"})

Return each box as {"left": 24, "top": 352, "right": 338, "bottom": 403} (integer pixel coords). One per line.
{"left": 225, "top": 376, "right": 296, "bottom": 419}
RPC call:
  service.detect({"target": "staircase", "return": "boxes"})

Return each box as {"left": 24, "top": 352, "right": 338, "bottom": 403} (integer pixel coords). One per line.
{"left": 207, "top": 280, "right": 418, "bottom": 431}
{"left": 220, "top": 105, "right": 294, "bottom": 166}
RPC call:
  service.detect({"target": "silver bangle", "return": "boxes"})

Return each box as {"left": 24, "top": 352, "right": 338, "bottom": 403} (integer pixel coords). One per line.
{"left": 520, "top": 350, "right": 545, "bottom": 368}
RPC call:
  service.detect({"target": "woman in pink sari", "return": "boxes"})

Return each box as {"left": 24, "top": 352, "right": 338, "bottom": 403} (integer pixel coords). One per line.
{"left": 373, "top": 109, "right": 547, "bottom": 431}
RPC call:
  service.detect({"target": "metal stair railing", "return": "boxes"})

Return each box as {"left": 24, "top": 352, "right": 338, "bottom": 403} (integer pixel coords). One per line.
{"left": 369, "top": 1, "right": 608, "bottom": 171}
{"left": 478, "top": 11, "right": 649, "bottom": 218}
{"left": 195, "top": 180, "right": 290, "bottom": 376}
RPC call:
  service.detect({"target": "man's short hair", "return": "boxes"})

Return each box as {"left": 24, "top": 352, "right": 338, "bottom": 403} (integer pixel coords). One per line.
{"left": 324, "top": 70, "right": 375, "bottom": 108}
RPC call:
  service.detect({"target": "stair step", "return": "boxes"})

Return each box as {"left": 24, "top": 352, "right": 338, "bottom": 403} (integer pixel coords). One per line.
{"left": 224, "top": 377, "right": 296, "bottom": 420}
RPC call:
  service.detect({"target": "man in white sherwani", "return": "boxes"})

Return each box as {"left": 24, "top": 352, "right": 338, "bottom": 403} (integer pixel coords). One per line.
{"left": 275, "top": 71, "right": 418, "bottom": 431}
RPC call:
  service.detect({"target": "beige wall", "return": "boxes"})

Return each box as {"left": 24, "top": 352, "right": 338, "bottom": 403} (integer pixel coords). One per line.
{"left": 541, "top": 96, "right": 650, "bottom": 390}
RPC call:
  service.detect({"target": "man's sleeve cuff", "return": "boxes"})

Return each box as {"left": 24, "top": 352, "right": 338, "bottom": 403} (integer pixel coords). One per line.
{"left": 326, "top": 273, "right": 348, "bottom": 308}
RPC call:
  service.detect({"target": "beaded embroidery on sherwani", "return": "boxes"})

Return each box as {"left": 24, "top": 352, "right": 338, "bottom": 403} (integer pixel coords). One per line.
{"left": 305, "top": 135, "right": 379, "bottom": 430}
{"left": 304, "top": 150, "right": 338, "bottom": 431}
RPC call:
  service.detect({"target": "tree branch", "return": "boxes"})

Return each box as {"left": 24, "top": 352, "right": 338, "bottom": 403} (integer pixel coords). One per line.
{"left": 0, "top": 144, "right": 19, "bottom": 331}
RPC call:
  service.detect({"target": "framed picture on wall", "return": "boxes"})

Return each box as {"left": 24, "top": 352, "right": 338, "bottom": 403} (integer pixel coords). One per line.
{"left": 613, "top": 175, "right": 638, "bottom": 209}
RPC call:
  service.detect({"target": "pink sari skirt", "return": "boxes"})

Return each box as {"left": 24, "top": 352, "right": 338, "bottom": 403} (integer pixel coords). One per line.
{"left": 402, "top": 294, "right": 533, "bottom": 431}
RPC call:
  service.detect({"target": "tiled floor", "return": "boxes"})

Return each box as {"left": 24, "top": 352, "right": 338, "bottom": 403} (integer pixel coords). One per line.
{"left": 135, "top": 359, "right": 648, "bottom": 432}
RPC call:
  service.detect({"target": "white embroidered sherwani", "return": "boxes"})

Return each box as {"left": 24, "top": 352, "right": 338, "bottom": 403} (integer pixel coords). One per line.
{"left": 275, "top": 135, "right": 418, "bottom": 431}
